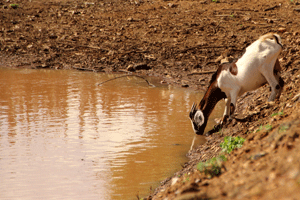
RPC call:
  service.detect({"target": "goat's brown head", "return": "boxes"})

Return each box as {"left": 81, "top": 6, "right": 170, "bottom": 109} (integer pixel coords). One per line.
{"left": 189, "top": 103, "right": 208, "bottom": 135}
{"left": 188, "top": 68, "right": 227, "bottom": 135}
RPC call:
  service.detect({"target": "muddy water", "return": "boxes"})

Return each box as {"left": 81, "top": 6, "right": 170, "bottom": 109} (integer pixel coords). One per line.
{"left": 0, "top": 68, "right": 224, "bottom": 200}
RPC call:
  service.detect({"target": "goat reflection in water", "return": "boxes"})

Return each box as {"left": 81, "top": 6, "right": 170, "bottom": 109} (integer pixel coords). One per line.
{"left": 189, "top": 33, "right": 284, "bottom": 150}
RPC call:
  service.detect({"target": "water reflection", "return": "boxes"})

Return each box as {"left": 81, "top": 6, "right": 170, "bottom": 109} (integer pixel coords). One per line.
{"left": 0, "top": 68, "right": 224, "bottom": 199}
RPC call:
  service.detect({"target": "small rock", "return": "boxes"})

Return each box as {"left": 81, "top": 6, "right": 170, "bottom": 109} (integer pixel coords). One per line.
{"left": 181, "top": 80, "right": 189, "bottom": 87}
{"left": 292, "top": 93, "right": 300, "bottom": 102}
{"left": 171, "top": 177, "right": 179, "bottom": 186}
{"left": 127, "top": 64, "right": 135, "bottom": 72}
{"left": 127, "top": 17, "right": 134, "bottom": 22}
{"left": 288, "top": 168, "right": 299, "bottom": 179}
{"left": 49, "top": 34, "right": 58, "bottom": 39}
{"left": 251, "top": 152, "right": 267, "bottom": 160}
{"left": 167, "top": 3, "right": 177, "bottom": 8}
{"left": 127, "top": 63, "right": 151, "bottom": 72}
{"left": 134, "top": 63, "right": 151, "bottom": 70}
{"left": 278, "top": 27, "right": 286, "bottom": 33}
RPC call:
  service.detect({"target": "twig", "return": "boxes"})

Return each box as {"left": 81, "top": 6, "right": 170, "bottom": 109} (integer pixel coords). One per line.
{"left": 57, "top": 41, "right": 109, "bottom": 52}
{"left": 221, "top": 8, "right": 257, "bottom": 12}
{"left": 180, "top": 45, "right": 234, "bottom": 53}
{"left": 120, "top": 50, "right": 149, "bottom": 56}
{"left": 97, "top": 75, "right": 155, "bottom": 87}
{"left": 187, "top": 70, "right": 216, "bottom": 76}
{"left": 264, "top": 5, "right": 279, "bottom": 11}
{"left": 72, "top": 66, "right": 96, "bottom": 72}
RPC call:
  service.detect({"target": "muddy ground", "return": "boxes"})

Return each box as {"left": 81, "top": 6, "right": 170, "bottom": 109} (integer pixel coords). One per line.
{"left": 1, "top": 0, "right": 300, "bottom": 199}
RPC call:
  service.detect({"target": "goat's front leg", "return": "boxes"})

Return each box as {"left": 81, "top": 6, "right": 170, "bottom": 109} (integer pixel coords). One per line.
{"left": 221, "top": 91, "right": 238, "bottom": 125}
{"left": 221, "top": 98, "right": 231, "bottom": 125}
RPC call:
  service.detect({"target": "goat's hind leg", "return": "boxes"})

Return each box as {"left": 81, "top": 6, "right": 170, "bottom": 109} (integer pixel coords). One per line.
{"left": 261, "top": 67, "right": 282, "bottom": 102}
{"left": 273, "top": 59, "right": 284, "bottom": 100}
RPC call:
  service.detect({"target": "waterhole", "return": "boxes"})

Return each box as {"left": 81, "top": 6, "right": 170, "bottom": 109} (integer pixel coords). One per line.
{"left": 0, "top": 68, "right": 224, "bottom": 199}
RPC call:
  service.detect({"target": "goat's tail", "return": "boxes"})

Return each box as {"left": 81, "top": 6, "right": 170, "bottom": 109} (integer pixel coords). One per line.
{"left": 260, "top": 33, "right": 282, "bottom": 47}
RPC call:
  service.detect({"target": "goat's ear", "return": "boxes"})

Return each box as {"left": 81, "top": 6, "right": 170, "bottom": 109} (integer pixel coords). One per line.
{"left": 194, "top": 110, "right": 205, "bottom": 126}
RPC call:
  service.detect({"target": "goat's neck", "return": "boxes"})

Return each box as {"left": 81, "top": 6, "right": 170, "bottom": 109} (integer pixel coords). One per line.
{"left": 199, "top": 84, "right": 226, "bottom": 118}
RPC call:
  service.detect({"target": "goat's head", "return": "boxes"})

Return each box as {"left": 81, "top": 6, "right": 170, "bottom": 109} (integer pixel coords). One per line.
{"left": 189, "top": 103, "right": 207, "bottom": 135}
{"left": 188, "top": 70, "right": 227, "bottom": 135}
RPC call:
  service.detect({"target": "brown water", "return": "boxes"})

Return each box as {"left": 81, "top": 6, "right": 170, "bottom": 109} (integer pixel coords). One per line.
{"left": 0, "top": 68, "right": 224, "bottom": 200}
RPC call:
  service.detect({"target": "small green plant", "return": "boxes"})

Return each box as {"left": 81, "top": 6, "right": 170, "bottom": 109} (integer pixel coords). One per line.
{"left": 212, "top": 0, "right": 219, "bottom": 2}
{"left": 9, "top": 4, "right": 19, "bottom": 9}
{"left": 255, "top": 125, "right": 263, "bottom": 133}
{"left": 271, "top": 110, "right": 284, "bottom": 117}
{"left": 197, "top": 155, "right": 227, "bottom": 178}
{"left": 182, "top": 173, "right": 190, "bottom": 183}
{"left": 279, "top": 124, "right": 290, "bottom": 133}
{"left": 220, "top": 136, "right": 245, "bottom": 154}
{"left": 265, "top": 124, "right": 273, "bottom": 132}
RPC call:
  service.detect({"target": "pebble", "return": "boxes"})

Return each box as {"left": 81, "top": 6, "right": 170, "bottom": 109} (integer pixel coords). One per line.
{"left": 278, "top": 27, "right": 286, "bottom": 33}
{"left": 127, "top": 64, "right": 135, "bottom": 72}
{"left": 181, "top": 80, "right": 189, "bottom": 87}
{"left": 171, "top": 177, "right": 179, "bottom": 186}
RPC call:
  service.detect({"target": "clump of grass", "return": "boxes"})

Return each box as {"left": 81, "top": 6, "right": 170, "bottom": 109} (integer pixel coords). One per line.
{"left": 271, "top": 110, "right": 284, "bottom": 117}
{"left": 265, "top": 124, "right": 273, "bottom": 132}
{"left": 255, "top": 124, "right": 273, "bottom": 133}
{"left": 220, "top": 136, "right": 245, "bottom": 154}
{"left": 279, "top": 124, "right": 290, "bottom": 133}
{"left": 255, "top": 125, "right": 263, "bottom": 133}
{"left": 197, "top": 155, "right": 227, "bottom": 178}
{"left": 182, "top": 174, "right": 190, "bottom": 183}
{"left": 10, "top": 4, "right": 19, "bottom": 9}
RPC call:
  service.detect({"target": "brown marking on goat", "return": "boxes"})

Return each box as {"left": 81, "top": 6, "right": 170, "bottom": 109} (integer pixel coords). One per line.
{"left": 198, "top": 64, "right": 228, "bottom": 118}
{"left": 220, "top": 61, "right": 238, "bottom": 76}
{"left": 209, "top": 60, "right": 238, "bottom": 87}
{"left": 230, "top": 63, "right": 238, "bottom": 75}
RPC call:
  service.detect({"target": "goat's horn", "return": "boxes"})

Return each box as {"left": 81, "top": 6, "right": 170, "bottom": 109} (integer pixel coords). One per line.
{"left": 189, "top": 102, "right": 197, "bottom": 120}
{"left": 191, "top": 103, "right": 196, "bottom": 112}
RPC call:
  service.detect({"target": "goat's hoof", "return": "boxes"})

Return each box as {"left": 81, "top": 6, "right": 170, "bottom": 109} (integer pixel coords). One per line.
{"left": 220, "top": 115, "right": 228, "bottom": 124}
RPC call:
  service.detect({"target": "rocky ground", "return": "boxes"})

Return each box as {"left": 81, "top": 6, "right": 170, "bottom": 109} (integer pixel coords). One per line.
{"left": 1, "top": 0, "right": 300, "bottom": 199}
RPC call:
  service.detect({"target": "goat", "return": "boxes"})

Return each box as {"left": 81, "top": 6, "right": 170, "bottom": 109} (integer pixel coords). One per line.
{"left": 189, "top": 33, "right": 284, "bottom": 136}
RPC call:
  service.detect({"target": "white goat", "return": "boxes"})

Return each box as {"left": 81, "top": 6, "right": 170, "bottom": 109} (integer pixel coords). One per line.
{"left": 189, "top": 33, "right": 284, "bottom": 136}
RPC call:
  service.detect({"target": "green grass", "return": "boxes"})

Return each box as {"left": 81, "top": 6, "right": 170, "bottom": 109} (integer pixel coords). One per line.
{"left": 220, "top": 136, "right": 245, "bottom": 154}
{"left": 9, "top": 4, "right": 19, "bottom": 9}
{"left": 197, "top": 155, "right": 227, "bottom": 178}
{"left": 279, "top": 124, "right": 290, "bottom": 133}
{"left": 271, "top": 110, "right": 284, "bottom": 117}
{"left": 265, "top": 124, "right": 273, "bottom": 132}
{"left": 255, "top": 124, "right": 273, "bottom": 133}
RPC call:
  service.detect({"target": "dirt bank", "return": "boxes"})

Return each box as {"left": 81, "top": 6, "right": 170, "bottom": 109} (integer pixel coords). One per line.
{"left": 1, "top": 0, "right": 300, "bottom": 199}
